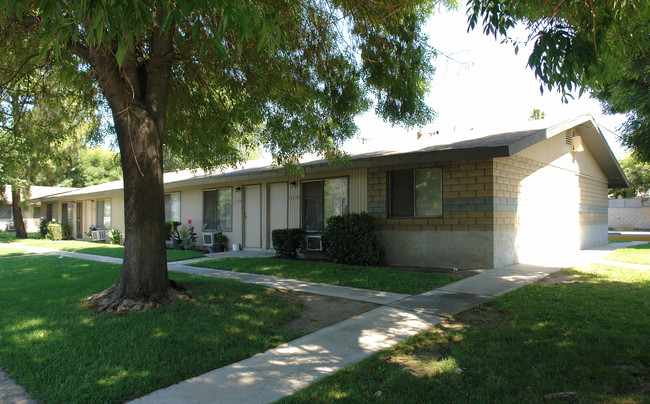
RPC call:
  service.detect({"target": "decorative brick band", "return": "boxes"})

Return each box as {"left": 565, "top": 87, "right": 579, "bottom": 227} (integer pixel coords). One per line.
{"left": 579, "top": 204, "right": 608, "bottom": 215}
{"left": 443, "top": 197, "right": 494, "bottom": 212}
{"left": 367, "top": 201, "right": 386, "bottom": 214}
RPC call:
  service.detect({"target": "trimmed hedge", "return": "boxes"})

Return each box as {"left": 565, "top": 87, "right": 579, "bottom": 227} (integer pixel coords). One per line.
{"left": 46, "top": 223, "right": 62, "bottom": 241}
{"left": 271, "top": 228, "right": 305, "bottom": 259}
{"left": 322, "top": 212, "right": 383, "bottom": 266}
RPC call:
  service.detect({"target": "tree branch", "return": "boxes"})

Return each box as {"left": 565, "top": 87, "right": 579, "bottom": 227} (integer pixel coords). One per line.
{"left": 145, "top": 5, "right": 175, "bottom": 136}
{"left": 68, "top": 41, "right": 91, "bottom": 64}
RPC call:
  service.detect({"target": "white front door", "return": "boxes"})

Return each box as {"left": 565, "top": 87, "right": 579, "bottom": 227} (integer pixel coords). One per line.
{"left": 268, "top": 182, "right": 288, "bottom": 249}
{"left": 244, "top": 185, "right": 261, "bottom": 248}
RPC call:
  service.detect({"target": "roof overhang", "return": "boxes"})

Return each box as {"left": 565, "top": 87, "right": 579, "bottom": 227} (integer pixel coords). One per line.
{"left": 34, "top": 114, "right": 629, "bottom": 199}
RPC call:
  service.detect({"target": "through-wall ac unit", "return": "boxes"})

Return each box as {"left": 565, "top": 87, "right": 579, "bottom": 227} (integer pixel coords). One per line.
{"left": 202, "top": 232, "right": 219, "bottom": 246}
{"left": 305, "top": 234, "right": 323, "bottom": 251}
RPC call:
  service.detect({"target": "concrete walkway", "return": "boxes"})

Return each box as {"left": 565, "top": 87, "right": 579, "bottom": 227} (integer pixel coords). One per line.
{"left": 0, "top": 241, "right": 644, "bottom": 403}
{"left": 130, "top": 243, "right": 640, "bottom": 404}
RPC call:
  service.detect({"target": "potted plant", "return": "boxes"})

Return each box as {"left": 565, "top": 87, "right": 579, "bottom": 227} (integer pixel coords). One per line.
{"left": 211, "top": 233, "right": 228, "bottom": 253}
{"left": 171, "top": 223, "right": 181, "bottom": 250}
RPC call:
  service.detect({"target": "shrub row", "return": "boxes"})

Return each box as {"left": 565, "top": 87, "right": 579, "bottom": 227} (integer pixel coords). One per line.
{"left": 323, "top": 213, "right": 382, "bottom": 266}
{"left": 42, "top": 221, "right": 73, "bottom": 241}
{"left": 271, "top": 228, "right": 305, "bottom": 259}
{"left": 272, "top": 213, "right": 383, "bottom": 266}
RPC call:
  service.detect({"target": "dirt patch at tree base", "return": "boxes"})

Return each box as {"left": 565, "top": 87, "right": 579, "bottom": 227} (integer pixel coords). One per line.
{"left": 276, "top": 290, "right": 380, "bottom": 334}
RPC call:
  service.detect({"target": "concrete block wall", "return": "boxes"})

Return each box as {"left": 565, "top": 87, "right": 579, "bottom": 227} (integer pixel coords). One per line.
{"left": 608, "top": 198, "right": 650, "bottom": 230}
{"left": 493, "top": 154, "right": 607, "bottom": 265}
{"left": 368, "top": 159, "right": 497, "bottom": 269}
{"left": 368, "top": 159, "right": 495, "bottom": 232}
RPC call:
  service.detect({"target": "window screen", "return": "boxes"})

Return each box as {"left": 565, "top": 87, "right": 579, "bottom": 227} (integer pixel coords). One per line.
{"left": 302, "top": 178, "right": 348, "bottom": 232}
{"left": 302, "top": 181, "right": 324, "bottom": 232}
{"left": 203, "top": 188, "right": 232, "bottom": 231}
{"left": 390, "top": 169, "right": 415, "bottom": 217}
{"left": 390, "top": 168, "right": 442, "bottom": 217}
{"left": 164, "top": 192, "right": 181, "bottom": 222}
{"left": 96, "top": 199, "right": 111, "bottom": 228}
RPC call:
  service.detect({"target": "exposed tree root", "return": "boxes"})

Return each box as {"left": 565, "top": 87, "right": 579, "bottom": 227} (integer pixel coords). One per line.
{"left": 86, "top": 280, "right": 189, "bottom": 313}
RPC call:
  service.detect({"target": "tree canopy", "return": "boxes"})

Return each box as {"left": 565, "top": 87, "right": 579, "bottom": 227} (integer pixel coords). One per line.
{"left": 609, "top": 154, "right": 650, "bottom": 198}
{"left": 32, "top": 145, "right": 122, "bottom": 188}
{"left": 0, "top": 0, "right": 446, "bottom": 310}
{"left": 467, "top": 0, "right": 649, "bottom": 159}
{"left": 0, "top": 13, "right": 101, "bottom": 237}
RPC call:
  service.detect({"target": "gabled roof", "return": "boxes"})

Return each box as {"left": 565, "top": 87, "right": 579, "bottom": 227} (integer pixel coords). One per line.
{"left": 344, "top": 114, "right": 628, "bottom": 188}
{"left": 36, "top": 114, "right": 628, "bottom": 200}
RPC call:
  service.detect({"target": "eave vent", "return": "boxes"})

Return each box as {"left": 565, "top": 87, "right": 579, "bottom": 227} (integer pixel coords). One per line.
{"left": 565, "top": 129, "right": 573, "bottom": 145}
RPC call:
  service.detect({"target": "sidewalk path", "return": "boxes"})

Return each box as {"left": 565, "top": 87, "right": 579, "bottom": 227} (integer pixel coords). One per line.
{"left": 0, "top": 241, "right": 644, "bottom": 404}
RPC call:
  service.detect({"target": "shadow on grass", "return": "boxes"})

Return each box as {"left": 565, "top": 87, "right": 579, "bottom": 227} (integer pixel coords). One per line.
{"left": 0, "top": 255, "right": 301, "bottom": 404}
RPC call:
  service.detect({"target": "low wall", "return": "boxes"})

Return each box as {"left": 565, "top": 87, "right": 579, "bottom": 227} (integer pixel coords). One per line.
{"left": 608, "top": 198, "right": 650, "bottom": 230}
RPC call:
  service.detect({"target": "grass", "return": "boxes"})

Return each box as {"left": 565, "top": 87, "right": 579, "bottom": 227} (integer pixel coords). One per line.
{"left": 604, "top": 242, "right": 650, "bottom": 265}
{"left": 190, "top": 257, "right": 462, "bottom": 295}
{"left": 0, "top": 232, "right": 40, "bottom": 242}
{"left": 0, "top": 233, "right": 204, "bottom": 262}
{"left": 0, "top": 255, "right": 302, "bottom": 404}
{"left": 0, "top": 246, "right": 34, "bottom": 257}
{"left": 281, "top": 263, "right": 650, "bottom": 403}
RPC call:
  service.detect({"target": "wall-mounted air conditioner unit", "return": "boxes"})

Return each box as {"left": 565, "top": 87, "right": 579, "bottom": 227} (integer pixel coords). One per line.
{"left": 305, "top": 234, "right": 323, "bottom": 251}
{"left": 202, "top": 232, "right": 219, "bottom": 246}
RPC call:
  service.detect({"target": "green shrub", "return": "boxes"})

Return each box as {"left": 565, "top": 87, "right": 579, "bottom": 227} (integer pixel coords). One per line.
{"left": 61, "top": 223, "right": 73, "bottom": 240}
{"left": 271, "top": 228, "right": 305, "bottom": 259}
{"left": 46, "top": 222, "right": 62, "bottom": 241}
{"left": 165, "top": 221, "right": 180, "bottom": 240}
{"left": 38, "top": 218, "right": 49, "bottom": 238}
{"left": 107, "top": 228, "right": 122, "bottom": 245}
{"left": 215, "top": 233, "right": 228, "bottom": 245}
{"left": 322, "top": 212, "right": 383, "bottom": 266}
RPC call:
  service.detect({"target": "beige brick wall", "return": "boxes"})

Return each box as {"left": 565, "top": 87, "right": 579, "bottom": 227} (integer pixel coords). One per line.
{"left": 368, "top": 159, "right": 495, "bottom": 232}
{"left": 368, "top": 154, "right": 607, "bottom": 234}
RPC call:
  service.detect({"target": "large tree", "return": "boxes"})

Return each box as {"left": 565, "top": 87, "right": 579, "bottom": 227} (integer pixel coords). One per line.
{"left": 467, "top": 0, "right": 649, "bottom": 158}
{"left": 1, "top": 1, "right": 442, "bottom": 311}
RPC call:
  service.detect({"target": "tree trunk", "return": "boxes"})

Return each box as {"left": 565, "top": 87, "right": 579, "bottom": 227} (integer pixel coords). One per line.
{"left": 84, "top": 8, "right": 180, "bottom": 312}
{"left": 11, "top": 188, "right": 27, "bottom": 238}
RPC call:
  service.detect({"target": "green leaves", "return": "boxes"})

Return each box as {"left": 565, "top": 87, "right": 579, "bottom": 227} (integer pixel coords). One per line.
{"left": 3, "top": 0, "right": 440, "bottom": 173}
{"left": 467, "top": 0, "right": 650, "bottom": 158}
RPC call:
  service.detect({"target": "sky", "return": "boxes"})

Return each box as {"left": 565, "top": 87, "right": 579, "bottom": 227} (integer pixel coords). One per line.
{"left": 343, "top": 8, "right": 629, "bottom": 158}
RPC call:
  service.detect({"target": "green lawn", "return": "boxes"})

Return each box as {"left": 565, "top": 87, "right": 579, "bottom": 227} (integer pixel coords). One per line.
{"left": 0, "top": 246, "right": 34, "bottom": 257}
{"left": 0, "top": 237, "right": 204, "bottom": 262}
{"left": 0, "top": 255, "right": 301, "bottom": 404}
{"left": 0, "top": 232, "right": 40, "bottom": 242}
{"left": 282, "top": 263, "right": 650, "bottom": 403}
{"left": 604, "top": 242, "right": 650, "bottom": 265}
{"left": 191, "top": 257, "right": 462, "bottom": 295}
